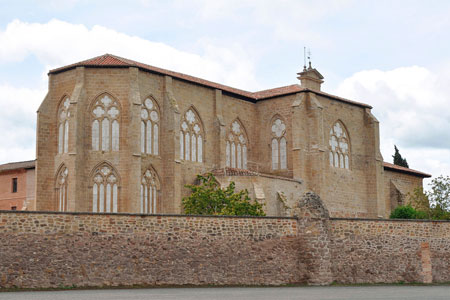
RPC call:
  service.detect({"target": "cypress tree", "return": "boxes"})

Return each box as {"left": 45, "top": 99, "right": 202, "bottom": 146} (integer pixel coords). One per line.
{"left": 392, "top": 145, "right": 409, "bottom": 168}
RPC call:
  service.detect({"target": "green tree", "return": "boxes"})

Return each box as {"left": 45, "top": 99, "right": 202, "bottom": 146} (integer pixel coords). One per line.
{"left": 182, "top": 173, "right": 265, "bottom": 216}
{"left": 392, "top": 145, "right": 409, "bottom": 168}
{"left": 404, "top": 177, "right": 450, "bottom": 220}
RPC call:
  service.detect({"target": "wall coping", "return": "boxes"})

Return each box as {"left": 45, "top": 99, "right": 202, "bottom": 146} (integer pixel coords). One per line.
{"left": 331, "top": 217, "right": 450, "bottom": 223}
{"left": 0, "top": 210, "right": 297, "bottom": 220}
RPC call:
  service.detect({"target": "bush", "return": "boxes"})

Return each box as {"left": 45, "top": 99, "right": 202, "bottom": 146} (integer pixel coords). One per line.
{"left": 390, "top": 205, "right": 420, "bottom": 219}
{"left": 182, "top": 173, "right": 265, "bottom": 216}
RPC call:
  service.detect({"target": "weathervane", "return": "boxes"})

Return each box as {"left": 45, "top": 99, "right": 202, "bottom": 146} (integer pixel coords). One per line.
{"left": 303, "top": 47, "right": 312, "bottom": 70}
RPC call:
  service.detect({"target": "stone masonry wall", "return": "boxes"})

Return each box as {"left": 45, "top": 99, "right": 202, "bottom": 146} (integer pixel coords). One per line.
{"left": 2, "top": 203, "right": 450, "bottom": 289}
{"left": 330, "top": 218, "right": 450, "bottom": 284}
{"left": 0, "top": 211, "right": 304, "bottom": 289}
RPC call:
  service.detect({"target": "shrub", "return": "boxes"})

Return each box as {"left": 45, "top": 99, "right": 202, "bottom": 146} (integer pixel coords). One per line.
{"left": 390, "top": 205, "right": 420, "bottom": 219}
{"left": 182, "top": 173, "right": 265, "bottom": 216}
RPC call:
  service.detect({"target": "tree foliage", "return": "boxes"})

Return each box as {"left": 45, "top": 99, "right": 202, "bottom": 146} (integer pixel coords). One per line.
{"left": 390, "top": 204, "right": 425, "bottom": 219}
{"left": 182, "top": 173, "right": 266, "bottom": 216}
{"left": 392, "top": 176, "right": 450, "bottom": 220}
{"left": 392, "top": 145, "right": 409, "bottom": 168}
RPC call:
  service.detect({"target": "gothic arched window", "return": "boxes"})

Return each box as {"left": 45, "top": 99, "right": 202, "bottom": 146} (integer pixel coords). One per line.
{"left": 56, "top": 166, "right": 68, "bottom": 212}
{"left": 91, "top": 94, "right": 120, "bottom": 152}
{"left": 58, "top": 97, "right": 70, "bottom": 154}
{"left": 180, "top": 108, "right": 204, "bottom": 162}
{"left": 226, "top": 120, "right": 248, "bottom": 169}
{"left": 141, "top": 97, "right": 160, "bottom": 155}
{"left": 92, "top": 163, "right": 119, "bottom": 213}
{"left": 140, "top": 167, "right": 160, "bottom": 214}
{"left": 329, "top": 121, "right": 350, "bottom": 169}
{"left": 271, "top": 118, "right": 287, "bottom": 170}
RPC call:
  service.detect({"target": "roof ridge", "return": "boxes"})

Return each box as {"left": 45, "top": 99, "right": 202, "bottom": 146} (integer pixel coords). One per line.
{"left": 383, "top": 162, "right": 431, "bottom": 178}
{"left": 48, "top": 53, "right": 372, "bottom": 107}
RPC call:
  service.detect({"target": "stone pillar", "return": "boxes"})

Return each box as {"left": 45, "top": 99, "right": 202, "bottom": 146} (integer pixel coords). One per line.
{"left": 71, "top": 67, "right": 87, "bottom": 212}
{"left": 305, "top": 93, "right": 326, "bottom": 195}
{"left": 364, "top": 108, "right": 385, "bottom": 218}
{"left": 35, "top": 89, "right": 53, "bottom": 211}
{"left": 294, "top": 192, "right": 333, "bottom": 285}
{"left": 161, "top": 76, "right": 182, "bottom": 213}
{"left": 291, "top": 93, "right": 307, "bottom": 181}
{"left": 127, "top": 67, "right": 142, "bottom": 212}
{"left": 213, "top": 89, "right": 227, "bottom": 168}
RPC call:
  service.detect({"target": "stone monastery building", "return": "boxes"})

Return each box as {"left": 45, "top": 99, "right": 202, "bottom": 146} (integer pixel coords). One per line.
{"left": 35, "top": 54, "right": 430, "bottom": 218}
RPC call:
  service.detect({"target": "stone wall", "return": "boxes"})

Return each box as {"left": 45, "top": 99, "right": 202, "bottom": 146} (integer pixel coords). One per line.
{"left": 2, "top": 195, "right": 450, "bottom": 289}
{"left": 384, "top": 169, "right": 424, "bottom": 215}
{"left": 0, "top": 211, "right": 303, "bottom": 289}
{"left": 329, "top": 218, "right": 450, "bottom": 284}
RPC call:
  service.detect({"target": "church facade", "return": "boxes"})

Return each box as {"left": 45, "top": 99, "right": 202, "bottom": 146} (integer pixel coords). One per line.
{"left": 35, "top": 54, "right": 430, "bottom": 218}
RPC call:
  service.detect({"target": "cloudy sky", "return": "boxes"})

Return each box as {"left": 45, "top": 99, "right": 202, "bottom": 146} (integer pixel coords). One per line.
{"left": 0, "top": 0, "right": 449, "bottom": 186}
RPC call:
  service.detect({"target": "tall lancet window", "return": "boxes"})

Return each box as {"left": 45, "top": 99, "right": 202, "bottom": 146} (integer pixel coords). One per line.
{"left": 91, "top": 94, "right": 120, "bottom": 152}
{"left": 92, "top": 164, "right": 119, "bottom": 213}
{"left": 226, "top": 120, "right": 248, "bottom": 169}
{"left": 141, "top": 97, "right": 160, "bottom": 155}
{"left": 58, "top": 97, "right": 70, "bottom": 154}
{"left": 180, "top": 108, "right": 204, "bottom": 162}
{"left": 140, "top": 168, "right": 160, "bottom": 214}
{"left": 271, "top": 118, "right": 287, "bottom": 170}
{"left": 329, "top": 121, "right": 350, "bottom": 169}
{"left": 56, "top": 166, "right": 68, "bottom": 212}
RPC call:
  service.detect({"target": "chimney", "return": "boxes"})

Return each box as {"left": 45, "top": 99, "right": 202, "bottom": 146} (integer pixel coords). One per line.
{"left": 297, "top": 62, "right": 324, "bottom": 91}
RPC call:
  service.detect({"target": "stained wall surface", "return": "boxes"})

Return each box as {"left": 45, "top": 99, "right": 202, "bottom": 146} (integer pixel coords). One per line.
{"left": 35, "top": 58, "right": 429, "bottom": 218}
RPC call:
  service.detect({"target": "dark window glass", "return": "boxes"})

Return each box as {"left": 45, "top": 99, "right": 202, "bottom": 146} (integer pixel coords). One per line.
{"left": 12, "top": 178, "right": 17, "bottom": 193}
{"left": 11, "top": 206, "right": 17, "bottom": 211}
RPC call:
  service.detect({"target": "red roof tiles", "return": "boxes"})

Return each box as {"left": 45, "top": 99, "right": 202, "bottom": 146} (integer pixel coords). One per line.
{"left": 49, "top": 54, "right": 371, "bottom": 108}
{"left": 383, "top": 162, "right": 431, "bottom": 178}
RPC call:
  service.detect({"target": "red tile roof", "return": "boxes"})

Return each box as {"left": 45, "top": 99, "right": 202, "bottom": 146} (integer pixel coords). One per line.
{"left": 49, "top": 54, "right": 371, "bottom": 108}
{"left": 0, "top": 160, "right": 36, "bottom": 173}
{"left": 383, "top": 162, "right": 431, "bottom": 178}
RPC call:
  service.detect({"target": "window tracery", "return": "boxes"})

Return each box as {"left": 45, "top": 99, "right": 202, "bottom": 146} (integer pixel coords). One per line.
{"left": 329, "top": 121, "right": 350, "bottom": 169}
{"left": 91, "top": 94, "right": 120, "bottom": 152}
{"left": 140, "top": 168, "right": 160, "bottom": 214}
{"left": 141, "top": 97, "right": 159, "bottom": 155}
{"left": 180, "top": 108, "right": 203, "bottom": 162}
{"left": 58, "top": 97, "right": 70, "bottom": 154}
{"left": 226, "top": 120, "right": 248, "bottom": 169}
{"left": 92, "top": 164, "right": 119, "bottom": 213}
{"left": 56, "top": 166, "right": 68, "bottom": 212}
{"left": 271, "top": 118, "right": 287, "bottom": 170}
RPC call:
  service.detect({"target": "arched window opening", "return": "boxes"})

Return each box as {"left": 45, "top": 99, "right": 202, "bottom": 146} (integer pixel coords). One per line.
{"left": 92, "top": 164, "right": 119, "bottom": 213}
{"left": 140, "top": 168, "right": 160, "bottom": 214}
{"left": 226, "top": 120, "right": 248, "bottom": 169}
{"left": 91, "top": 94, "right": 120, "bottom": 152}
{"left": 56, "top": 166, "right": 68, "bottom": 212}
{"left": 180, "top": 108, "right": 204, "bottom": 162}
{"left": 58, "top": 97, "right": 70, "bottom": 154}
{"left": 271, "top": 118, "right": 287, "bottom": 170}
{"left": 141, "top": 97, "right": 160, "bottom": 155}
{"left": 329, "top": 121, "right": 350, "bottom": 170}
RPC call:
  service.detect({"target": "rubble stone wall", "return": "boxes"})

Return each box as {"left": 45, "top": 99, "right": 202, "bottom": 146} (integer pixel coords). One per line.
{"left": 329, "top": 218, "right": 450, "bottom": 284}
{"left": 1, "top": 207, "right": 450, "bottom": 289}
{"left": 0, "top": 211, "right": 303, "bottom": 289}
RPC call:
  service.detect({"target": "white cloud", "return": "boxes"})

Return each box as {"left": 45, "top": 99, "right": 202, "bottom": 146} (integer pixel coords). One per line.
{"left": 0, "top": 84, "right": 45, "bottom": 164}
{"left": 0, "top": 19, "right": 259, "bottom": 90}
{"left": 335, "top": 65, "right": 450, "bottom": 181}
{"left": 0, "top": 18, "right": 261, "bottom": 164}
